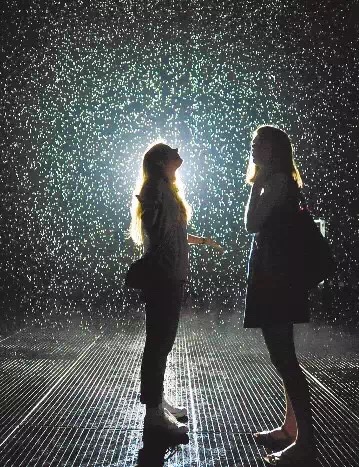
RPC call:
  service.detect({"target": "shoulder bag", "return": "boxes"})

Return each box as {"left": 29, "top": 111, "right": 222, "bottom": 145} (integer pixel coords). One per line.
{"left": 125, "top": 224, "right": 176, "bottom": 289}
{"left": 293, "top": 193, "right": 336, "bottom": 289}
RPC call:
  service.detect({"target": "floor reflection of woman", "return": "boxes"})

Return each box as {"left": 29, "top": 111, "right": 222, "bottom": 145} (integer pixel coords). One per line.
{"left": 130, "top": 142, "right": 222, "bottom": 435}
{"left": 244, "top": 126, "right": 317, "bottom": 465}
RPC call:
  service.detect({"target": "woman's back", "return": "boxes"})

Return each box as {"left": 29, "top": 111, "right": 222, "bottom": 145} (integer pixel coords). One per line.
{"left": 140, "top": 177, "right": 189, "bottom": 282}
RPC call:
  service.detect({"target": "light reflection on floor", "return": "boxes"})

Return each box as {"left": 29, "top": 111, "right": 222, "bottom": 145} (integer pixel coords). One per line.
{"left": 0, "top": 309, "right": 358, "bottom": 466}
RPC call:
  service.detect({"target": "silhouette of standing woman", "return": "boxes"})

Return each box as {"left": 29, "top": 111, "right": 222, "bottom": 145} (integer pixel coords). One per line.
{"left": 244, "top": 126, "right": 317, "bottom": 465}
{"left": 130, "top": 142, "right": 222, "bottom": 436}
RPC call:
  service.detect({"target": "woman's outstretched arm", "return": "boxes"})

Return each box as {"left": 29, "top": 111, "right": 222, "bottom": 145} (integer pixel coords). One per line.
{"left": 188, "top": 234, "right": 224, "bottom": 252}
{"left": 188, "top": 234, "right": 206, "bottom": 245}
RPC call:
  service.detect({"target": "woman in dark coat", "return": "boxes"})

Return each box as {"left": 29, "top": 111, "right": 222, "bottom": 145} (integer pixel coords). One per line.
{"left": 244, "top": 126, "right": 317, "bottom": 465}
{"left": 129, "top": 142, "right": 222, "bottom": 435}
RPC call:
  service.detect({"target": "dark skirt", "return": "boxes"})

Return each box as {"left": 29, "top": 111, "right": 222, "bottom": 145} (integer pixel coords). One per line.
{"left": 244, "top": 232, "right": 310, "bottom": 328}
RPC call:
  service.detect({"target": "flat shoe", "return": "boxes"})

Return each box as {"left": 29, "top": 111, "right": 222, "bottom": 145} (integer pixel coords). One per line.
{"left": 162, "top": 396, "right": 188, "bottom": 419}
{"left": 144, "top": 408, "right": 189, "bottom": 435}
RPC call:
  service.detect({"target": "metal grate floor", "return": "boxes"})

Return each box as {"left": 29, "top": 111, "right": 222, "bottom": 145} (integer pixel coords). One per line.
{"left": 0, "top": 310, "right": 358, "bottom": 466}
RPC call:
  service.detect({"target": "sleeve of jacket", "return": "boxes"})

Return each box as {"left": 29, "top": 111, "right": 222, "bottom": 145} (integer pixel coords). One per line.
{"left": 136, "top": 181, "right": 163, "bottom": 235}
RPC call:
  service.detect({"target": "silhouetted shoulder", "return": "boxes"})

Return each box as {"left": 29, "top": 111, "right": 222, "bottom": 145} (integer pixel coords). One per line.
{"left": 245, "top": 172, "right": 292, "bottom": 233}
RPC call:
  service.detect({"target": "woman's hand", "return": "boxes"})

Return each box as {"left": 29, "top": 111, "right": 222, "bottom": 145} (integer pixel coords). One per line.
{"left": 188, "top": 234, "right": 225, "bottom": 253}
{"left": 253, "top": 167, "right": 272, "bottom": 191}
{"left": 204, "top": 237, "right": 225, "bottom": 254}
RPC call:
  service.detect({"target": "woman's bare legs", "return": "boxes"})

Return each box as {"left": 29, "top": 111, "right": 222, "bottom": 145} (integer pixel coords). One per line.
{"left": 261, "top": 324, "right": 316, "bottom": 461}
{"left": 282, "top": 388, "right": 296, "bottom": 438}
{"left": 255, "top": 387, "right": 296, "bottom": 441}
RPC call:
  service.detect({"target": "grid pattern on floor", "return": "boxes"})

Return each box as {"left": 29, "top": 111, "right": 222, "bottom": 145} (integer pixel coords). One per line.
{"left": 0, "top": 326, "right": 97, "bottom": 444}
{"left": 0, "top": 312, "right": 358, "bottom": 466}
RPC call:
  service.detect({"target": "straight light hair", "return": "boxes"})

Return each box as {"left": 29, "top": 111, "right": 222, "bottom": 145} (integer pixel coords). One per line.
{"left": 129, "top": 141, "right": 192, "bottom": 246}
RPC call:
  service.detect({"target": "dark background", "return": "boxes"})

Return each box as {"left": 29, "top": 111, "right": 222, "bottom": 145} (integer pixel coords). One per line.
{"left": 1, "top": 0, "right": 358, "bottom": 333}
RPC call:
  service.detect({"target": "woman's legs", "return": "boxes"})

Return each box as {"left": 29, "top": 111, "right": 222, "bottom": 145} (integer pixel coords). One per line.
{"left": 261, "top": 323, "right": 315, "bottom": 449}
{"left": 254, "top": 386, "right": 297, "bottom": 446}
{"left": 282, "top": 387, "right": 296, "bottom": 437}
{"left": 140, "top": 282, "right": 183, "bottom": 407}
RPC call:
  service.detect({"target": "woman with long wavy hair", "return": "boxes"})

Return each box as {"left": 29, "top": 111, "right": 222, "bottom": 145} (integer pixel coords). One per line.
{"left": 244, "top": 125, "right": 317, "bottom": 465}
{"left": 130, "top": 142, "right": 222, "bottom": 435}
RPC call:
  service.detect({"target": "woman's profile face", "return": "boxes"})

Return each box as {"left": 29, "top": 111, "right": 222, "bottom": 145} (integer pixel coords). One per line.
{"left": 164, "top": 148, "right": 183, "bottom": 173}
{"left": 251, "top": 135, "right": 272, "bottom": 168}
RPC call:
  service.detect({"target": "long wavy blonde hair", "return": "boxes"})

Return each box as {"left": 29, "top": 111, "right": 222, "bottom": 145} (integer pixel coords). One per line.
{"left": 246, "top": 125, "right": 303, "bottom": 188}
{"left": 129, "top": 142, "right": 192, "bottom": 246}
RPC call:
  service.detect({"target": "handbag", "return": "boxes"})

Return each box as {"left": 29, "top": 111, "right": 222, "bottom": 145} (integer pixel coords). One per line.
{"left": 292, "top": 194, "right": 336, "bottom": 289}
{"left": 125, "top": 224, "right": 176, "bottom": 289}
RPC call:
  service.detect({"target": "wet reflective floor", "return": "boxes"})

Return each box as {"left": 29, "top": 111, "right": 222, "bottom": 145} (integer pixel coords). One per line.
{"left": 0, "top": 309, "right": 358, "bottom": 466}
